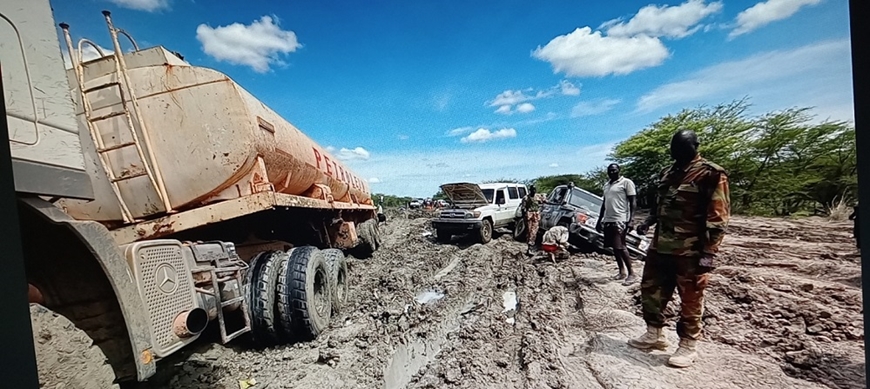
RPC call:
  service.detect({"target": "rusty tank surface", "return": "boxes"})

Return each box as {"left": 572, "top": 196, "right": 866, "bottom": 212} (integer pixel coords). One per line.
{"left": 57, "top": 46, "right": 371, "bottom": 223}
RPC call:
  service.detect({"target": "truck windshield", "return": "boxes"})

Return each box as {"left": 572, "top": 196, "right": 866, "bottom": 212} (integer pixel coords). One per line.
{"left": 481, "top": 189, "right": 495, "bottom": 203}
{"left": 568, "top": 189, "right": 602, "bottom": 211}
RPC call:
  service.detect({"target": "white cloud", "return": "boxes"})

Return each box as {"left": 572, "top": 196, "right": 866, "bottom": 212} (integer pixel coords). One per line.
{"left": 398, "top": 134, "right": 409, "bottom": 140}
{"left": 603, "top": 0, "right": 723, "bottom": 39}
{"left": 460, "top": 128, "right": 517, "bottom": 143}
{"left": 325, "top": 145, "right": 337, "bottom": 152}
{"left": 532, "top": 27, "right": 670, "bottom": 77}
{"left": 516, "top": 103, "right": 536, "bottom": 113}
{"left": 729, "top": 0, "right": 821, "bottom": 38}
{"left": 549, "top": 163, "right": 560, "bottom": 168}
{"left": 368, "top": 178, "right": 381, "bottom": 183}
{"left": 107, "top": 0, "right": 169, "bottom": 12}
{"left": 494, "top": 105, "right": 513, "bottom": 115}
{"left": 559, "top": 80, "right": 581, "bottom": 96}
{"left": 341, "top": 142, "right": 615, "bottom": 198}
{"left": 487, "top": 80, "right": 579, "bottom": 114}
{"left": 571, "top": 99, "right": 621, "bottom": 117}
{"left": 636, "top": 39, "right": 854, "bottom": 123}
{"left": 335, "top": 147, "right": 371, "bottom": 161}
{"left": 447, "top": 126, "right": 475, "bottom": 136}
{"left": 196, "top": 16, "right": 302, "bottom": 73}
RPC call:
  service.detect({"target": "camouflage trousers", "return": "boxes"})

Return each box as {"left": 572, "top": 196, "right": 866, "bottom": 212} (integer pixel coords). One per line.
{"left": 640, "top": 251, "right": 711, "bottom": 340}
{"left": 526, "top": 211, "right": 540, "bottom": 245}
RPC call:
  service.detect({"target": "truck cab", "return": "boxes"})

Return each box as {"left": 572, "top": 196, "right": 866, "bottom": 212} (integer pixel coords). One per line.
{"left": 432, "top": 182, "right": 527, "bottom": 244}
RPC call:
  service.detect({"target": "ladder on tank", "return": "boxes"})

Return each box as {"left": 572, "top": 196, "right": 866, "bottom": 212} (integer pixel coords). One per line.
{"left": 60, "top": 12, "right": 172, "bottom": 224}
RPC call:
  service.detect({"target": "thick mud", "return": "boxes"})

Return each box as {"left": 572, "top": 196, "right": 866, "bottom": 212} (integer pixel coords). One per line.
{"left": 31, "top": 210, "right": 865, "bottom": 388}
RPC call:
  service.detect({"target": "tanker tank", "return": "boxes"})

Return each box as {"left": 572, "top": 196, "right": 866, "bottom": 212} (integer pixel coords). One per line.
{"left": 58, "top": 47, "right": 372, "bottom": 223}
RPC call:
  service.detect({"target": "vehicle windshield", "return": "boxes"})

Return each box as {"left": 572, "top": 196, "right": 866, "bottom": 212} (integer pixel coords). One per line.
{"left": 547, "top": 187, "right": 569, "bottom": 204}
{"left": 568, "top": 188, "right": 601, "bottom": 211}
{"left": 481, "top": 189, "right": 495, "bottom": 203}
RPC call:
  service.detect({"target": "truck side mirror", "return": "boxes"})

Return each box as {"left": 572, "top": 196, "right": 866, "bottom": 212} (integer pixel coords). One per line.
{"left": 497, "top": 197, "right": 505, "bottom": 205}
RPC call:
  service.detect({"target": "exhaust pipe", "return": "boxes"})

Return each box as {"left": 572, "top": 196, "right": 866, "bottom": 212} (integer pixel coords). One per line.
{"left": 173, "top": 308, "right": 208, "bottom": 338}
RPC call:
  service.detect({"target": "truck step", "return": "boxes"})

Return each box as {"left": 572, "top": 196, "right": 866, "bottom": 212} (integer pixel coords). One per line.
{"left": 96, "top": 141, "right": 136, "bottom": 153}
{"left": 88, "top": 111, "right": 126, "bottom": 122}
{"left": 83, "top": 81, "right": 121, "bottom": 94}
{"left": 110, "top": 171, "right": 147, "bottom": 183}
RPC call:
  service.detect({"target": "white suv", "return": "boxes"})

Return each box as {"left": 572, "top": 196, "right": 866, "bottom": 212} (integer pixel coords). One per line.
{"left": 432, "top": 182, "right": 528, "bottom": 244}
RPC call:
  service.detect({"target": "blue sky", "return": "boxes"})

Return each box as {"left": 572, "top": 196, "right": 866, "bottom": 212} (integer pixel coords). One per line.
{"left": 52, "top": 0, "right": 854, "bottom": 198}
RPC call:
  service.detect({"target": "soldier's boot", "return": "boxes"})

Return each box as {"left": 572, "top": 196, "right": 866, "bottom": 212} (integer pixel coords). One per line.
{"left": 667, "top": 338, "right": 698, "bottom": 368}
{"left": 526, "top": 244, "right": 536, "bottom": 256}
{"left": 627, "top": 325, "right": 669, "bottom": 351}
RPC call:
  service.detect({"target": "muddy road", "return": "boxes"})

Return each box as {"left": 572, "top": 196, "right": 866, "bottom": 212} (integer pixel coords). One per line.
{"left": 32, "top": 210, "right": 865, "bottom": 388}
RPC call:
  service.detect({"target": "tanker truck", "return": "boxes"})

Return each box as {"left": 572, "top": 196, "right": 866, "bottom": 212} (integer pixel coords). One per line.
{"left": 3, "top": 1, "right": 382, "bottom": 385}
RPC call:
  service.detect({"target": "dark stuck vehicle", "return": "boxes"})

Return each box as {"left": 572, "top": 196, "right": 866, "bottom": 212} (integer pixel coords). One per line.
{"left": 515, "top": 183, "right": 651, "bottom": 259}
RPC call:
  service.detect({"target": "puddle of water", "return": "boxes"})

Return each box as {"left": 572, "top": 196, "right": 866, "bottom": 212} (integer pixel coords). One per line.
{"left": 415, "top": 290, "right": 445, "bottom": 305}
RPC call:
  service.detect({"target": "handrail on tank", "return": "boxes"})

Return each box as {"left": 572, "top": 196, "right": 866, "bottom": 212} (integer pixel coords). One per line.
{"left": 115, "top": 28, "right": 140, "bottom": 52}
{"left": 77, "top": 38, "right": 107, "bottom": 62}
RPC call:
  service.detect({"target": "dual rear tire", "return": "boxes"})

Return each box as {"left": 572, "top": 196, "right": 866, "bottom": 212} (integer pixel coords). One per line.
{"left": 246, "top": 245, "right": 349, "bottom": 345}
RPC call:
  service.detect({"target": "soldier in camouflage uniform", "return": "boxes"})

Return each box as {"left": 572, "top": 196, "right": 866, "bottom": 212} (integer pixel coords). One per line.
{"left": 522, "top": 185, "right": 541, "bottom": 256}
{"left": 628, "top": 129, "right": 730, "bottom": 369}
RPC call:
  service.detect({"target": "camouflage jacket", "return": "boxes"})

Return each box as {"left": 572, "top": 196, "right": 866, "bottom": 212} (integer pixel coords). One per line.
{"left": 648, "top": 156, "right": 730, "bottom": 257}
{"left": 522, "top": 194, "right": 540, "bottom": 213}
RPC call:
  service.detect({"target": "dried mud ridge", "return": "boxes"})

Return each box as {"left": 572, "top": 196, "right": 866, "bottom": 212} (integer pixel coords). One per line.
{"left": 32, "top": 211, "right": 864, "bottom": 389}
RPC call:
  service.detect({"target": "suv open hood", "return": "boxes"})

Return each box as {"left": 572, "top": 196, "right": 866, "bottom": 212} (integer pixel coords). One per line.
{"left": 440, "top": 182, "right": 489, "bottom": 209}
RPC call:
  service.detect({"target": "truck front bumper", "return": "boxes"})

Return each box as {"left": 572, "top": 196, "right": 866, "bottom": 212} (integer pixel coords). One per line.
{"left": 432, "top": 219, "right": 482, "bottom": 233}
{"left": 568, "top": 223, "right": 649, "bottom": 258}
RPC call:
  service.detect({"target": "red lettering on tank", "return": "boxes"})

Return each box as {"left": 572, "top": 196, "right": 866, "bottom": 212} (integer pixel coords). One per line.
{"left": 324, "top": 156, "right": 333, "bottom": 176}
{"left": 312, "top": 148, "right": 322, "bottom": 169}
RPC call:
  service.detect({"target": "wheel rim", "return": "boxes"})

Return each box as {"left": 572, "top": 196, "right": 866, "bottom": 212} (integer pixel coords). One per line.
{"left": 515, "top": 219, "right": 525, "bottom": 238}
{"left": 313, "top": 268, "right": 330, "bottom": 316}
{"left": 483, "top": 222, "right": 492, "bottom": 239}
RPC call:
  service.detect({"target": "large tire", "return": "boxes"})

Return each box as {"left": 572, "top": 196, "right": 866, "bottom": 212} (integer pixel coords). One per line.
{"left": 249, "top": 250, "right": 287, "bottom": 346}
{"left": 513, "top": 218, "right": 527, "bottom": 242}
{"left": 356, "top": 218, "right": 381, "bottom": 257}
{"left": 277, "top": 246, "right": 333, "bottom": 340}
{"left": 244, "top": 251, "right": 275, "bottom": 344}
{"left": 322, "top": 248, "right": 349, "bottom": 314}
{"left": 478, "top": 219, "right": 493, "bottom": 244}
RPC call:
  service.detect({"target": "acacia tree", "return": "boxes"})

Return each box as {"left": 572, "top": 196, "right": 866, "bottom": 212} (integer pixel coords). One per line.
{"left": 608, "top": 99, "right": 856, "bottom": 215}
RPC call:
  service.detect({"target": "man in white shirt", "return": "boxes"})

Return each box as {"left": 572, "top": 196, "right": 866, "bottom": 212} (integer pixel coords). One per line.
{"left": 596, "top": 164, "right": 638, "bottom": 284}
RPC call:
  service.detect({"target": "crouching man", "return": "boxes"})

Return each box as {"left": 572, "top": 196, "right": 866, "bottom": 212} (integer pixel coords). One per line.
{"left": 629, "top": 129, "right": 730, "bottom": 368}
{"left": 540, "top": 225, "right": 570, "bottom": 262}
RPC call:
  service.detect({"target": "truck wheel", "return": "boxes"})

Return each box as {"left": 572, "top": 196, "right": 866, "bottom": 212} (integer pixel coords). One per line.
{"left": 322, "top": 249, "right": 349, "bottom": 314}
{"left": 356, "top": 219, "right": 380, "bottom": 257}
{"left": 513, "top": 218, "right": 528, "bottom": 242}
{"left": 277, "top": 246, "right": 332, "bottom": 340}
{"left": 478, "top": 219, "right": 493, "bottom": 244}
{"left": 244, "top": 251, "right": 275, "bottom": 345}
{"left": 436, "top": 229, "right": 451, "bottom": 243}
{"left": 249, "top": 250, "right": 287, "bottom": 346}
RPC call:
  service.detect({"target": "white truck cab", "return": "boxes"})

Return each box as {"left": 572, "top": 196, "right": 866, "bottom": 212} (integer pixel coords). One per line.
{"left": 432, "top": 182, "right": 527, "bottom": 244}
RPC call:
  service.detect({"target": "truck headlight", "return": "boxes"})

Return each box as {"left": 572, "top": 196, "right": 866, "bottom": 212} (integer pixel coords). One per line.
{"left": 468, "top": 211, "right": 481, "bottom": 218}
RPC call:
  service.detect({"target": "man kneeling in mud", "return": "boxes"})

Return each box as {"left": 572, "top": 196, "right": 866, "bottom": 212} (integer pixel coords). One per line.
{"left": 540, "top": 225, "right": 571, "bottom": 262}
{"left": 630, "top": 129, "right": 730, "bottom": 368}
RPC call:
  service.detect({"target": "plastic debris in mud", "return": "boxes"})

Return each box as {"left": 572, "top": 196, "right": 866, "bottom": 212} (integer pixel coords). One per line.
{"left": 503, "top": 291, "right": 518, "bottom": 313}
{"left": 415, "top": 290, "right": 445, "bottom": 304}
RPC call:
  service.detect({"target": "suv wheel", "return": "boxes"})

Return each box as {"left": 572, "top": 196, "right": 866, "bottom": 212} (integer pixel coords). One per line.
{"left": 513, "top": 218, "right": 527, "bottom": 242}
{"left": 478, "top": 219, "right": 493, "bottom": 244}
